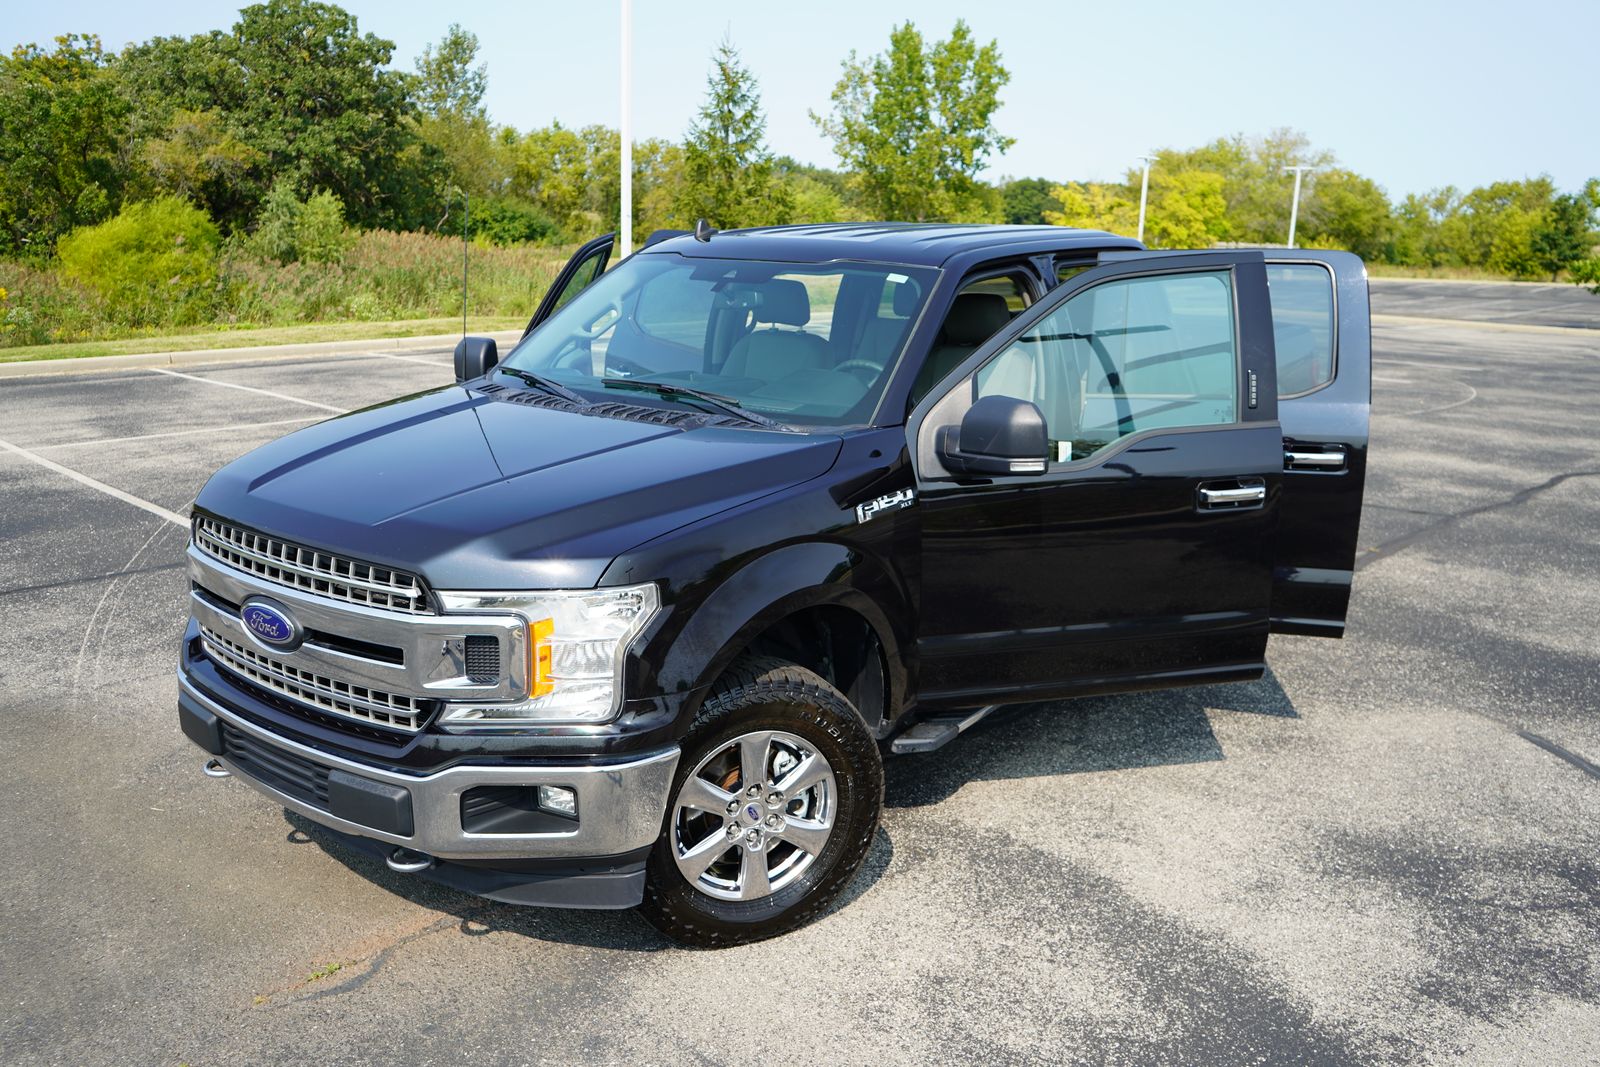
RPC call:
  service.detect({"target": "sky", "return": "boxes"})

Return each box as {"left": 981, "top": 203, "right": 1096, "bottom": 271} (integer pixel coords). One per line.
{"left": 15, "top": 1, "right": 1598, "bottom": 199}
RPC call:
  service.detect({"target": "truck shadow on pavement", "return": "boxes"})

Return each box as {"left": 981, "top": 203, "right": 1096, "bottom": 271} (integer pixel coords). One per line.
{"left": 282, "top": 815, "right": 897, "bottom": 952}
{"left": 884, "top": 666, "right": 1299, "bottom": 809}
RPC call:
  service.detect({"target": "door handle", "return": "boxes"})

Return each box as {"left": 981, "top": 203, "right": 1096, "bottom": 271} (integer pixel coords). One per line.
{"left": 1284, "top": 447, "right": 1345, "bottom": 471}
{"left": 1198, "top": 483, "right": 1266, "bottom": 510}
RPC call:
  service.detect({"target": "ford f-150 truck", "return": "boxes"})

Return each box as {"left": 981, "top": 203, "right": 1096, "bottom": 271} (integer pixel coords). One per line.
{"left": 178, "top": 223, "right": 1369, "bottom": 945}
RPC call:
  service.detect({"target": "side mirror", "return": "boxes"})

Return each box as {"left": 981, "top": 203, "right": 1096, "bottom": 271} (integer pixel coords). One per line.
{"left": 454, "top": 336, "right": 499, "bottom": 383}
{"left": 936, "top": 394, "right": 1050, "bottom": 477}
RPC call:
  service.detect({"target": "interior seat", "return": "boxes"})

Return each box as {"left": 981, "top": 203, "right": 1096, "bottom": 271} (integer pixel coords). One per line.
{"left": 723, "top": 280, "right": 829, "bottom": 381}
{"left": 909, "top": 292, "right": 1014, "bottom": 403}
{"left": 854, "top": 282, "right": 920, "bottom": 367}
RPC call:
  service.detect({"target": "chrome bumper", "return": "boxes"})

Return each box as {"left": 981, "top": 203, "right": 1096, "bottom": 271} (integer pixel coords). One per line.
{"left": 180, "top": 673, "right": 678, "bottom": 861}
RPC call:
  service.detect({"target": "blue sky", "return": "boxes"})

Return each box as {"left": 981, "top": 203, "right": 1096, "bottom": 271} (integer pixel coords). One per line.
{"left": 16, "top": 1, "right": 1597, "bottom": 198}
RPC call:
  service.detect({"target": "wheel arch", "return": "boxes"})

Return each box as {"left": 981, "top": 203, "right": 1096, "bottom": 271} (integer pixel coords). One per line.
{"left": 649, "top": 541, "right": 912, "bottom": 735}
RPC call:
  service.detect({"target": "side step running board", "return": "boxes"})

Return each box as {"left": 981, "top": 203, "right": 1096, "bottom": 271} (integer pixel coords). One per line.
{"left": 889, "top": 705, "right": 1001, "bottom": 755}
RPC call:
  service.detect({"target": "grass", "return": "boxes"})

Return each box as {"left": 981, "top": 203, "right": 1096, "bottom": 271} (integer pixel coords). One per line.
{"left": 305, "top": 961, "right": 344, "bottom": 983}
{"left": 0, "top": 316, "right": 524, "bottom": 363}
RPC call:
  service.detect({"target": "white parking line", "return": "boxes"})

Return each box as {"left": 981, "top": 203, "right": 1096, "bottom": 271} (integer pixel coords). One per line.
{"left": 0, "top": 436, "right": 189, "bottom": 528}
{"left": 147, "top": 367, "right": 348, "bottom": 413}
{"left": 33, "top": 416, "right": 324, "bottom": 452}
{"left": 367, "top": 351, "right": 453, "bottom": 367}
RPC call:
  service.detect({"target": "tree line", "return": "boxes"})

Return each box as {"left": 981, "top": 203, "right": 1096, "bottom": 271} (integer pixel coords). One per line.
{"left": 2, "top": 0, "right": 1596, "bottom": 347}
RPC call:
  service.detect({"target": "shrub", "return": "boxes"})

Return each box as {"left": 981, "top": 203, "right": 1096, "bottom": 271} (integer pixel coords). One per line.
{"left": 249, "top": 180, "right": 353, "bottom": 265}
{"left": 55, "top": 196, "right": 220, "bottom": 326}
{"left": 455, "top": 197, "right": 559, "bottom": 246}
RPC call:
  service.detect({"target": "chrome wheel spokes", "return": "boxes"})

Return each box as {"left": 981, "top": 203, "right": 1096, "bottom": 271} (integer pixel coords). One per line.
{"left": 670, "top": 729, "right": 837, "bottom": 901}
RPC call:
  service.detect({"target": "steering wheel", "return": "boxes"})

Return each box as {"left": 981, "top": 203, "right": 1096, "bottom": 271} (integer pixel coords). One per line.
{"left": 834, "top": 360, "right": 885, "bottom": 379}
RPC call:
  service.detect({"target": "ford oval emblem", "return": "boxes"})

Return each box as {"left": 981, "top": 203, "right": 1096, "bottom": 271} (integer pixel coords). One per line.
{"left": 240, "top": 597, "right": 302, "bottom": 651}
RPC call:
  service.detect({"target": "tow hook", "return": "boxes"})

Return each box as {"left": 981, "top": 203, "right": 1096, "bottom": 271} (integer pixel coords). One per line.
{"left": 202, "top": 758, "right": 232, "bottom": 779}
{"left": 386, "top": 848, "right": 435, "bottom": 874}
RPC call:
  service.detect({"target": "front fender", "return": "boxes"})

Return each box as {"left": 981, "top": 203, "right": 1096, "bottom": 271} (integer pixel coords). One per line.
{"left": 635, "top": 541, "right": 912, "bottom": 732}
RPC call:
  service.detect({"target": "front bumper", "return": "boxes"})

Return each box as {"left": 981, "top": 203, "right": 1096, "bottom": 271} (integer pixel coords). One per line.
{"left": 179, "top": 674, "right": 678, "bottom": 905}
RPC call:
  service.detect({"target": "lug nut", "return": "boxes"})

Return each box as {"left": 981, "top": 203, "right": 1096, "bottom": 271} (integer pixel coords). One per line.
{"left": 747, "top": 785, "right": 761, "bottom": 798}
{"left": 766, "top": 814, "right": 782, "bottom": 829}
{"left": 766, "top": 791, "right": 783, "bottom": 807}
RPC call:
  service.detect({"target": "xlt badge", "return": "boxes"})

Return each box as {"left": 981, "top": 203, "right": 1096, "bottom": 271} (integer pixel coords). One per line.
{"left": 855, "top": 489, "right": 916, "bottom": 524}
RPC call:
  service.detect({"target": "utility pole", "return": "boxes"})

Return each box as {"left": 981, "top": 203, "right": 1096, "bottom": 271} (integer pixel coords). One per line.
{"left": 1136, "top": 155, "right": 1156, "bottom": 243}
{"left": 618, "top": 0, "right": 633, "bottom": 257}
{"left": 1284, "top": 165, "right": 1313, "bottom": 248}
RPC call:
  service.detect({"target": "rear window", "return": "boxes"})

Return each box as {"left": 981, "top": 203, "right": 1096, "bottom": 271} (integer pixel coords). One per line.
{"left": 1267, "top": 263, "right": 1335, "bottom": 396}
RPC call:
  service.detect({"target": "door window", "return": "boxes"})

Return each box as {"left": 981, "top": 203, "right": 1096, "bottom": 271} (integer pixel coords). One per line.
{"left": 974, "top": 271, "right": 1238, "bottom": 463}
{"left": 1266, "top": 263, "right": 1335, "bottom": 396}
{"left": 548, "top": 248, "right": 609, "bottom": 315}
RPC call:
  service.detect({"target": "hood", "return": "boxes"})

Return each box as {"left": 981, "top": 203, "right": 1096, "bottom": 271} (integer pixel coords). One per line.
{"left": 195, "top": 385, "right": 844, "bottom": 589}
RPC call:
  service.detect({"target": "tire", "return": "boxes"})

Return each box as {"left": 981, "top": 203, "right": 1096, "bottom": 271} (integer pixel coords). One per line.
{"left": 639, "top": 656, "right": 884, "bottom": 947}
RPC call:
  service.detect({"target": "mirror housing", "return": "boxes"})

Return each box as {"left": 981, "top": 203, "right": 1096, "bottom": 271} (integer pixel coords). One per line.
{"left": 936, "top": 394, "right": 1050, "bottom": 477}
{"left": 454, "top": 336, "right": 499, "bottom": 383}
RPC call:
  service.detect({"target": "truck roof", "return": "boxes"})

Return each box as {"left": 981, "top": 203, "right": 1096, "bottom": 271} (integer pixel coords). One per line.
{"left": 641, "top": 222, "right": 1143, "bottom": 268}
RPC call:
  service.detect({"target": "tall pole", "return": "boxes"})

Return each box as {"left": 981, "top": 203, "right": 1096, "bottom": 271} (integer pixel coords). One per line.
{"left": 618, "top": 0, "right": 633, "bottom": 257}
{"left": 1136, "top": 155, "right": 1155, "bottom": 243}
{"left": 1284, "top": 165, "right": 1312, "bottom": 248}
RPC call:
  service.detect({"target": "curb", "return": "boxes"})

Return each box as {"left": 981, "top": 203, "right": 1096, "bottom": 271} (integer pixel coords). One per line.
{"left": 1371, "top": 314, "right": 1599, "bottom": 337}
{"left": 0, "top": 330, "right": 524, "bottom": 380}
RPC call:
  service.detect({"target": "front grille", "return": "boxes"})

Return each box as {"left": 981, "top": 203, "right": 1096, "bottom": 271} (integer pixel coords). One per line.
{"left": 221, "top": 722, "right": 330, "bottom": 810}
{"left": 201, "top": 626, "right": 429, "bottom": 733}
{"left": 194, "top": 516, "right": 432, "bottom": 614}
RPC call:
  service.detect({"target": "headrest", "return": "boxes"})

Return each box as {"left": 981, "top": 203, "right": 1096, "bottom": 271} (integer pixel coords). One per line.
{"left": 941, "top": 292, "right": 1012, "bottom": 345}
{"left": 753, "top": 279, "right": 811, "bottom": 327}
{"left": 891, "top": 281, "right": 920, "bottom": 317}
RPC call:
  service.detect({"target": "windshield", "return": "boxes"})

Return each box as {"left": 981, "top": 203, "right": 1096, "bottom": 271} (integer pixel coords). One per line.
{"left": 500, "top": 254, "right": 938, "bottom": 428}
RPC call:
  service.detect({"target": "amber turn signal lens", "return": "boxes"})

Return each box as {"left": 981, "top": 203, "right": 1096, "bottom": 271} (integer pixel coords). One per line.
{"left": 529, "top": 618, "right": 555, "bottom": 697}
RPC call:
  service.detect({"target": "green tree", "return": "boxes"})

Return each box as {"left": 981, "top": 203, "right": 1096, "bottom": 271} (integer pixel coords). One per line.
{"left": 1300, "top": 169, "right": 1393, "bottom": 261}
{"left": 0, "top": 35, "right": 131, "bottom": 254}
{"left": 676, "top": 39, "right": 791, "bottom": 228}
{"left": 56, "top": 195, "right": 219, "bottom": 324}
{"left": 1161, "top": 129, "right": 1334, "bottom": 244}
{"left": 1001, "top": 178, "right": 1061, "bottom": 225}
{"left": 812, "top": 20, "right": 1012, "bottom": 222}
{"left": 248, "top": 179, "right": 351, "bottom": 264}
{"left": 1046, "top": 169, "right": 1227, "bottom": 249}
{"left": 1531, "top": 191, "right": 1594, "bottom": 280}
{"left": 117, "top": 0, "right": 427, "bottom": 230}
{"left": 140, "top": 108, "right": 260, "bottom": 226}
{"left": 413, "top": 24, "right": 500, "bottom": 199}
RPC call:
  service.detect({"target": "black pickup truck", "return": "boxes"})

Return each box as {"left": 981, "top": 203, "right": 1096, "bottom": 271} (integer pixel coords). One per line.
{"left": 178, "top": 223, "right": 1369, "bottom": 945}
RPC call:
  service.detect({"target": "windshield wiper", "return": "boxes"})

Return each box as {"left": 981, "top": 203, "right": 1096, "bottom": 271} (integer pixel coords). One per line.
{"left": 497, "top": 366, "right": 589, "bottom": 406}
{"left": 601, "top": 378, "right": 789, "bottom": 431}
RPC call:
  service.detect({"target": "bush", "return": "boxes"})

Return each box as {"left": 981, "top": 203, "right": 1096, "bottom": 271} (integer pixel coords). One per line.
{"left": 249, "top": 181, "right": 353, "bottom": 265}
{"left": 457, "top": 197, "right": 558, "bottom": 245}
{"left": 55, "top": 196, "right": 220, "bottom": 326}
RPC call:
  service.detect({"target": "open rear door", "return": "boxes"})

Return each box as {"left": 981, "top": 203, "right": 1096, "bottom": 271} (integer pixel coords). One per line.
{"left": 523, "top": 232, "right": 614, "bottom": 337}
{"left": 1264, "top": 250, "right": 1371, "bottom": 636}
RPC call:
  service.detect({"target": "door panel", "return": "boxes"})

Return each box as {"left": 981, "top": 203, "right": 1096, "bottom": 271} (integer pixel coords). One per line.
{"left": 910, "top": 253, "right": 1282, "bottom": 708}
{"left": 1264, "top": 252, "right": 1371, "bottom": 636}
{"left": 524, "top": 233, "right": 614, "bottom": 336}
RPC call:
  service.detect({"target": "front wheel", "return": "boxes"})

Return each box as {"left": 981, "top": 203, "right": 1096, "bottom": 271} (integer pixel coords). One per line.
{"left": 639, "top": 657, "right": 884, "bottom": 947}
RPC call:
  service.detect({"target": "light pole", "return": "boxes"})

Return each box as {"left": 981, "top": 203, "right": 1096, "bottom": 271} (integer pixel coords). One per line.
{"left": 618, "top": 0, "right": 633, "bottom": 257}
{"left": 1284, "top": 165, "right": 1314, "bottom": 248}
{"left": 1136, "top": 154, "right": 1155, "bottom": 243}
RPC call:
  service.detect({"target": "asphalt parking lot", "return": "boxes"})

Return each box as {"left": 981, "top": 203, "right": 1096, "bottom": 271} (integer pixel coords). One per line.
{"left": 2, "top": 284, "right": 1598, "bottom": 1065}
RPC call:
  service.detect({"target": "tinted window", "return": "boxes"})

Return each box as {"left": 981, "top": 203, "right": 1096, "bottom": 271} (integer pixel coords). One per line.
{"left": 975, "top": 271, "right": 1237, "bottom": 463}
{"left": 1267, "top": 263, "right": 1335, "bottom": 396}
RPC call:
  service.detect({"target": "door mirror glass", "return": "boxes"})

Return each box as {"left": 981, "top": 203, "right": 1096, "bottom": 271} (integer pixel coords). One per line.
{"left": 454, "top": 336, "right": 499, "bottom": 382}
{"left": 935, "top": 394, "right": 1049, "bottom": 477}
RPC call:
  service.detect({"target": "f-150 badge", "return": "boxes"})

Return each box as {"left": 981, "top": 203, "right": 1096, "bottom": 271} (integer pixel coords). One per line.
{"left": 855, "top": 489, "right": 916, "bottom": 523}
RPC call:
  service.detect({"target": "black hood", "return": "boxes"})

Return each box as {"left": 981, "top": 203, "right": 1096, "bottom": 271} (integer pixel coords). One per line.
{"left": 195, "top": 386, "right": 843, "bottom": 589}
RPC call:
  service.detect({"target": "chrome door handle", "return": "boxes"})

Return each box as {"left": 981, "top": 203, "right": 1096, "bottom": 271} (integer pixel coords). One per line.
{"left": 1198, "top": 484, "right": 1266, "bottom": 508}
{"left": 1284, "top": 447, "right": 1345, "bottom": 471}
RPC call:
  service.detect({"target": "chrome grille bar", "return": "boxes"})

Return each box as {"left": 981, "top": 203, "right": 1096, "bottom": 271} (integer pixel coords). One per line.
{"left": 193, "top": 516, "right": 431, "bottom": 614}
{"left": 200, "top": 626, "right": 429, "bottom": 732}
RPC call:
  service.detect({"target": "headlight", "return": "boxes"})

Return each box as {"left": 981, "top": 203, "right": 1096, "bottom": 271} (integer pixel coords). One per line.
{"left": 435, "top": 584, "right": 659, "bottom": 725}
